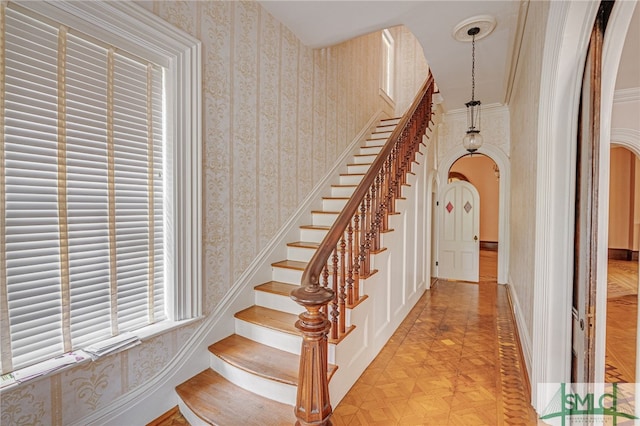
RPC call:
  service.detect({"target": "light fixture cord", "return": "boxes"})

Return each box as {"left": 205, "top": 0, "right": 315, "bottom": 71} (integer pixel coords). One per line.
{"left": 471, "top": 32, "right": 475, "bottom": 102}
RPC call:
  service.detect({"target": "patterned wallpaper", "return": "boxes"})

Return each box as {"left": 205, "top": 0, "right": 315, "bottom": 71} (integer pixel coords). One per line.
{"left": 438, "top": 105, "right": 511, "bottom": 166}
{"left": 159, "top": 0, "right": 396, "bottom": 314}
{"left": 0, "top": 2, "right": 429, "bottom": 425}
{"left": 391, "top": 25, "right": 430, "bottom": 116}
{"left": 507, "top": 0, "right": 550, "bottom": 343}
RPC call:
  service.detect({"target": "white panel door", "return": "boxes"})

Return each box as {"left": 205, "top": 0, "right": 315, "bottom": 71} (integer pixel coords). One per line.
{"left": 438, "top": 180, "right": 480, "bottom": 282}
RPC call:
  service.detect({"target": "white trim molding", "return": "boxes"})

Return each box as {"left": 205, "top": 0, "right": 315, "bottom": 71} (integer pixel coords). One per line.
{"left": 437, "top": 143, "right": 511, "bottom": 285}
{"left": 594, "top": 0, "right": 638, "bottom": 386}
{"left": 507, "top": 280, "right": 532, "bottom": 375}
{"left": 14, "top": 0, "right": 204, "bottom": 321}
{"left": 611, "top": 128, "right": 640, "bottom": 157}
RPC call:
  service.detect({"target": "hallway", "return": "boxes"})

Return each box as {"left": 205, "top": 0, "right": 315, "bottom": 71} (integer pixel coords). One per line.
{"left": 331, "top": 250, "right": 539, "bottom": 425}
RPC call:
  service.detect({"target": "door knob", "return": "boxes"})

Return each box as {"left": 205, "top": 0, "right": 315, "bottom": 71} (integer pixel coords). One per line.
{"left": 474, "top": 235, "right": 478, "bottom": 241}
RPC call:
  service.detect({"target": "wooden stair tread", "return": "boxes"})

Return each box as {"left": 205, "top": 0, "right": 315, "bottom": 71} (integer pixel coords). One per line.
{"left": 287, "top": 241, "right": 320, "bottom": 249}
{"left": 331, "top": 184, "right": 357, "bottom": 188}
{"left": 209, "top": 335, "right": 298, "bottom": 385}
{"left": 209, "top": 334, "right": 338, "bottom": 386}
{"left": 340, "top": 173, "right": 365, "bottom": 176}
{"left": 176, "top": 369, "right": 294, "bottom": 426}
{"left": 346, "top": 162, "right": 372, "bottom": 166}
{"left": 311, "top": 210, "right": 340, "bottom": 215}
{"left": 322, "top": 196, "right": 350, "bottom": 200}
{"left": 254, "top": 280, "right": 298, "bottom": 296}
{"left": 235, "top": 305, "right": 299, "bottom": 335}
{"left": 272, "top": 259, "right": 307, "bottom": 270}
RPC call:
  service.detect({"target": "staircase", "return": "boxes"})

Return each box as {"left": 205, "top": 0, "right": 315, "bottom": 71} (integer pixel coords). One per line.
{"left": 175, "top": 118, "right": 402, "bottom": 425}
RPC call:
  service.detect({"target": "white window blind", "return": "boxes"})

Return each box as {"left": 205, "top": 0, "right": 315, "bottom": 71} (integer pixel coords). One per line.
{"left": 1, "top": 5, "right": 166, "bottom": 372}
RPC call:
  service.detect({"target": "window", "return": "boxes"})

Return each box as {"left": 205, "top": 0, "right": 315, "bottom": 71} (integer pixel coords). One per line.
{"left": 382, "top": 29, "right": 395, "bottom": 99}
{"left": 0, "top": 1, "right": 201, "bottom": 374}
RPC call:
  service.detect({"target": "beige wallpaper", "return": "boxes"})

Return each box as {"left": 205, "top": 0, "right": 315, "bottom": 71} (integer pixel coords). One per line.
{"left": 508, "top": 0, "right": 550, "bottom": 343}
{"left": 391, "top": 25, "right": 430, "bottom": 116}
{"left": 182, "top": 0, "right": 395, "bottom": 313}
{"left": 0, "top": 2, "right": 430, "bottom": 424}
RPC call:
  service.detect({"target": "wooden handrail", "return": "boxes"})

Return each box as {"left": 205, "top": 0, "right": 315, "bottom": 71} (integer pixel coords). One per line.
{"left": 291, "top": 74, "right": 435, "bottom": 426}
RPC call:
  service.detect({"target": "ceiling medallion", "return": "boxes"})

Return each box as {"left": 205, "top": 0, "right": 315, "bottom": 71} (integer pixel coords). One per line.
{"left": 452, "top": 15, "right": 497, "bottom": 42}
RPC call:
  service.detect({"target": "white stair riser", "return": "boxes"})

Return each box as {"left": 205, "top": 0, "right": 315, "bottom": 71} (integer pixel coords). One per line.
{"left": 287, "top": 245, "right": 316, "bottom": 262}
{"left": 299, "top": 227, "right": 328, "bottom": 243}
{"left": 209, "top": 354, "right": 297, "bottom": 406}
{"left": 235, "top": 318, "right": 301, "bottom": 355}
{"left": 359, "top": 146, "right": 382, "bottom": 156}
{"left": 178, "top": 401, "right": 208, "bottom": 426}
{"left": 370, "top": 131, "right": 392, "bottom": 140}
{"left": 255, "top": 289, "right": 304, "bottom": 315}
{"left": 375, "top": 125, "right": 396, "bottom": 132}
{"left": 347, "top": 164, "right": 371, "bottom": 174}
{"left": 352, "top": 154, "right": 377, "bottom": 164}
{"left": 272, "top": 266, "right": 303, "bottom": 284}
{"left": 323, "top": 198, "right": 348, "bottom": 210}
{"left": 339, "top": 174, "right": 363, "bottom": 185}
{"left": 312, "top": 211, "right": 339, "bottom": 227}
{"left": 331, "top": 186, "right": 356, "bottom": 197}
{"left": 363, "top": 139, "right": 385, "bottom": 148}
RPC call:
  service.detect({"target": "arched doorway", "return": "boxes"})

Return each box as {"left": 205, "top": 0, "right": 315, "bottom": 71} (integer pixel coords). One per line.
{"left": 449, "top": 154, "right": 500, "bottom": 281}
{"left": 605, "top": 145, "right": 639, "bottom": 385}
{"left": 532, "top": 0, "right": 637, "bottom": 410}
{"left": 437, "top": 144, "right": 510, "bottom": 284}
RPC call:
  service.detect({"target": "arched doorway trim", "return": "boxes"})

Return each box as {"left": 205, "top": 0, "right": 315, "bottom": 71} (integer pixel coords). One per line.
{"left": 532, "top": 0, "right": 636, "bottom": 410}
{"left": 437, "top": 144, "right": 510, "bottom": 285}
{"left": 611, "top": 128, "right": 640, "bottom": 157}
{"left": 532, "top": 1, "right": 598, "bottom": 410}
{"left": 595, "top": 1, "right": 639, "bottom": 386}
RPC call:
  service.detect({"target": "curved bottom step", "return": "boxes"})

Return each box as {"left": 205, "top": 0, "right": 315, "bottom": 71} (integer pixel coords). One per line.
{"left": 176, "top": 369, "right": 295, "bottom": 426}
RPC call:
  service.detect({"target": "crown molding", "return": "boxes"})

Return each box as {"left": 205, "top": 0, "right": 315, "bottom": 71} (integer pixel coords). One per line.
{"left": 504, "top": 0, "right": 530, "bottom": 105}
{"left": 444, "top": 102, "right": 509, "bottom": 120}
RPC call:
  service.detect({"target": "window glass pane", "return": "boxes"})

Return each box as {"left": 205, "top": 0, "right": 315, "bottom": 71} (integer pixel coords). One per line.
{"left": 2, "top": 5, "right": 167, "bottom": 372}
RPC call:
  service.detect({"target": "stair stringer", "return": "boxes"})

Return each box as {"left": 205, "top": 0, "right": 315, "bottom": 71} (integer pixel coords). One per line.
{"left": 327, "top": 148, "right": 431, "bottom": 407}
{"left": 70, "top": 110, "right": 389, "bottom": 426}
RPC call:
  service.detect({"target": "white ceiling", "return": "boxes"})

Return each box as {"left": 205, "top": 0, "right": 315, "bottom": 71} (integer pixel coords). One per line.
{"left": 259, "top": 1, "right": 522, "bottom": 111}
{"left": 259, "top": 1, "right": 639, "bottom": 111}
{"left": 616, "top": 3, "right": 640, "bottom": 90}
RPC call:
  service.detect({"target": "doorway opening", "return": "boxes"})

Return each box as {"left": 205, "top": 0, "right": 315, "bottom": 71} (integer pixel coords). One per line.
{"left": 605, "top": 146, "right": 639, "bottom": 384}
{"left": 449, "top": 154, "right": 500, "bottom": 282}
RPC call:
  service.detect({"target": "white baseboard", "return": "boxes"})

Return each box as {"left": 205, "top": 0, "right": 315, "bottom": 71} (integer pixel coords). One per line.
{"left": 506, "top": 278, "right": 533, "bottom": 382}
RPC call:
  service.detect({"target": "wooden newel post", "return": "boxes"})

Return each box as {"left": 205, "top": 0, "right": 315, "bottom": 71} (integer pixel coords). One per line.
{"left": 291, "top": 285, "right": 334, "bottom": 426}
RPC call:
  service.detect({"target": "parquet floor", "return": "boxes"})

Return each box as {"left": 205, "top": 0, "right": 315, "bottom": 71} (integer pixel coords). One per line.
{"left": 155, "top": 250, "right": 539, "bottom": 425}
{"left": 157, "top": 252, "right": 639, "bottom": 425}
{"left": 605, "top": 258, "right": 638, "bottom": 384}
{"left": 331, "top": 250, "right": 539, "bottom": 425}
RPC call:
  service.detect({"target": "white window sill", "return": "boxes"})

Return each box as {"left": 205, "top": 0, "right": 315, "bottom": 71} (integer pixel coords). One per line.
{"left": 0, "top": 317, "right": 202, "bottom": 393}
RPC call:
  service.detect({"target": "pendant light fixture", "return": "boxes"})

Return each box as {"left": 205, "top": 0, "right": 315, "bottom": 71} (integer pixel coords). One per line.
{"left": 463, "top": 26, "right": 482, "bottom": 153}
{"left": 453, "top": 15, "right": 495, "bottom": 154}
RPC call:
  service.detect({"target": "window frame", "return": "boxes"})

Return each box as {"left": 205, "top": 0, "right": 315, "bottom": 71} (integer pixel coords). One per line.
{"left": 1, "top": 0, "right": 202, "bottom": 371}
{"left": 381, "top": 29, "right": 395, "bottom": 100}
